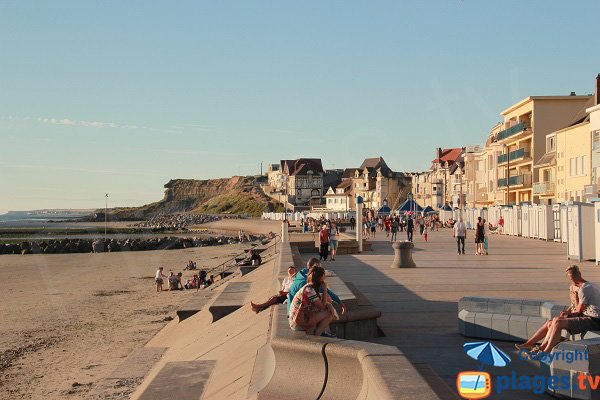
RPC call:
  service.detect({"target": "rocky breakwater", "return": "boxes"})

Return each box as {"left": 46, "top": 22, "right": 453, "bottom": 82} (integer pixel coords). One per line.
{"left": 0, "top": 232, "right": 276, "bottom": 255}
{"left": 131, "top": 213, "right": 241, "bottom": 231}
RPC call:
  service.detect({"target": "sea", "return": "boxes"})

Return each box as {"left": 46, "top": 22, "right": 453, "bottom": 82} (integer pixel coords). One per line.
{"left": 0, "top": 211, "right": 92, "bottom": 225}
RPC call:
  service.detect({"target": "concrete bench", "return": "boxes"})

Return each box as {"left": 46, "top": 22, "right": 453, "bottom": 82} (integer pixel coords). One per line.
{"left": 177, "top": 293, "right": 214, "bottom": 321}
{"left": 254, "top": 222, "right": 442, "bottom": 399}
{"left": 331, "top": 282, "right": 381, "bottom": 340}
{"left": 257, "top": 304, "right": 439, "bottom": 400}
{"left": 208, "top": 282, "right": 252, "bottom": 322}
{"left": 138, "top": 360, "right": 216, "bottom": 400}
{"left": 541, "top": 338, "right": 600, "bottom": 400}
{"left": 287, "top": 247, "right": 379, "bottom": 340}
{"left": 458, "top": 297, "right": 559, "bottom": 341}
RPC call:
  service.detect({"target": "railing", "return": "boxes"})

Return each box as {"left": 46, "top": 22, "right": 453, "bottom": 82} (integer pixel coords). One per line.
{"left": 497, "top": 147, "right": 529, "bottom": 164}
{"left": 497, "top": 173, "right": 532, "bottom": 188}
{"left": 496, "top": 122, "right": 526, "bottom": 141}
{"left": 204, "top": 235, "right": 281, "bottom": 283}
{"left": 533, "top": 181, "right": 555, "bottom": 195}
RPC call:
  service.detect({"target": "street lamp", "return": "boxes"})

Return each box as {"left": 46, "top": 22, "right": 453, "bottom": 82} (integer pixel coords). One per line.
{"left": 104, "top": 193, "right": 108, "bottom": 242}
{"left": 503, "top": 144, "right": 510, "bottom": 205}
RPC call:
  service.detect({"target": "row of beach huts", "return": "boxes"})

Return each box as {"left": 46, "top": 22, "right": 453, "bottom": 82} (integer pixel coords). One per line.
{"left": 264, "top": 202, "right": 600, "bottom": 264}
{"left": 445, "top": 202, "right": 599, "bottom": 264}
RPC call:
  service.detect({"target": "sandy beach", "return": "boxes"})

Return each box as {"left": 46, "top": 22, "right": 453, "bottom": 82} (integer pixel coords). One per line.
{"left": 0, "top": 218, "right": 279, "bottom": 400}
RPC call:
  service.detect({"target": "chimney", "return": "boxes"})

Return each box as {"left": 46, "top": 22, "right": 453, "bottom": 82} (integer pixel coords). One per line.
{"left": 437, "top": 147, "right": 442, "bottom": 162}
{"left": 596, "top": 73, "right": 600, "bottom": 105}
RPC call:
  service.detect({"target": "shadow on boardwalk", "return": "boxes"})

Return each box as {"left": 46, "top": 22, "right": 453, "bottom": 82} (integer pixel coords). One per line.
{"left": 300, "top": 230, "right": 589, "bottom": 399}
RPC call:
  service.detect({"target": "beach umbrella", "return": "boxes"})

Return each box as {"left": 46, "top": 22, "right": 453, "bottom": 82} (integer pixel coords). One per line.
{"left": 463, "top": 341, "right": 511, "bottom": 369}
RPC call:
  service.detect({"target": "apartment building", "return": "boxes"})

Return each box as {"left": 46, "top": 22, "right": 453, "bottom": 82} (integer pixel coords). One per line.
{"left": 413, "top": 148, "right": 464, "bottom": 209}
{"left": 493, "top": 94, "right": 592, "bottom": 205}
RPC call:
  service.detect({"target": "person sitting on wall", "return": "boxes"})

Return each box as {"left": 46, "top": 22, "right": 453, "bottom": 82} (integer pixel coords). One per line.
{"left": 251, "top": 266, "right": 296, "bottom": 313}
{"left": 287, "top": 258, "right": 346, "bottom": 320}
{"left": 238, "top": 249, "right": 262, "bottom": 266}
{"left": 289, "top": 265, "right": 338, "bottom": 337}
{"left": 516, "top": 265, "right": 600, "bottom": 353}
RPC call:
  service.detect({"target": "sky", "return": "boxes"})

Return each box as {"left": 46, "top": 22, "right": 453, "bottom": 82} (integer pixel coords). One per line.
{"left": 1, "top": 1, "right": 599, "bottom": 213}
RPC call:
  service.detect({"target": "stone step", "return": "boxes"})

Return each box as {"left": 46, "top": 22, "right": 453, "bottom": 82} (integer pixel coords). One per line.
{"left": 138, "top": 360, "right": 216, "bottom": 400}
{"left": 177, "top": 292, "right": 215, "bottom": 321}
{"left": 208, "top": 282, "right": 252, "bottom": 322}
{"left": 85, "top": 347, "right": 167, "bottom": 400}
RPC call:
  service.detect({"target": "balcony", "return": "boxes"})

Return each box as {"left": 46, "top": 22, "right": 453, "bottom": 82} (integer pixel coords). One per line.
{"left": 496, "top": 122, "right": 526, "bottom": 142}
{"left": 497, "top": 148, "right": 530, "bottom": 165}
{"left": 533, "top": 181, "right": 555, "bottom": 196}
{"left": 584, "top": 184, "right": 598, "bottom": 198}
{"left": 497, "top": 173, "right": 532, "bottom": 188}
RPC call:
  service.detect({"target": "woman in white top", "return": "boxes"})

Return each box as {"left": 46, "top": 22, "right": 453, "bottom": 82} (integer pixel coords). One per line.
{"left": 251, "top": 266, "right": 296, "bottom": 313}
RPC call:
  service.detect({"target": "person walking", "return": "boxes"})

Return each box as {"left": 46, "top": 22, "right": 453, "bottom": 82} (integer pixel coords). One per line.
{"left": 319, "top": 224, "right": 330, "bottom": 261}
{"left": 483, "top": 218, "right": 489, "bottom": 255}
{"left": 329, "top": 223, "right": 339, "bottom": 261}
{"left": 475, "top": 217, "right": 485, "bottom": 255}
{"left": 350, "top": 216, "right": 356, "bottom": 231}
{"left": 390, "top": 217, "right": 398, "bottom": 242}
{"left": 454, "top": 218, "right": 466, "bottom": 255}
{"left": 406, "top": 216, "right": 414, "bottom": 242}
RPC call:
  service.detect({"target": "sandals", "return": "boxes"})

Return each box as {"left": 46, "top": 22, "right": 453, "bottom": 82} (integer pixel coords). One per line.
{"left": 321, "top": 331, "right": 337, "bottom": 338}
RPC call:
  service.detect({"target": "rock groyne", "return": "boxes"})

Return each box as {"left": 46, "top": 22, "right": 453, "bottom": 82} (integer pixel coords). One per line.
{"left": 0, "top": 232, "right": 274, "bottom": 255}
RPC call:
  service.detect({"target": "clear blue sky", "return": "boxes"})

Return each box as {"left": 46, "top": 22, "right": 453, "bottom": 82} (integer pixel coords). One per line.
{"left": 1, "top": 1, "right": 599, "bottom": 213}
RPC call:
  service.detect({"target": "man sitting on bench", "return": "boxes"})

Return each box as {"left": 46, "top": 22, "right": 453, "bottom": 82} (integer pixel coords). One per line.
{"left": 516, "top": 265, "right": 600, "bottom": 353}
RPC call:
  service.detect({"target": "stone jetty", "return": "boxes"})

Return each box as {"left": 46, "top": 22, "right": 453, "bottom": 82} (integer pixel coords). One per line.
{"left": 130, "top": 213, "right": 241, "bottom": 231}
{"left": 0, "top": 232, "right": 275, "bottom": 255}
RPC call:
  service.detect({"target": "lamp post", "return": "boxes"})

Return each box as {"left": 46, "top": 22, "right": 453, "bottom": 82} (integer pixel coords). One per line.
{"left": 504, "top": 144, "right": 510, "bottom": 205}
{"left": 104, "top": 193, "right": 108, "bottom": 242}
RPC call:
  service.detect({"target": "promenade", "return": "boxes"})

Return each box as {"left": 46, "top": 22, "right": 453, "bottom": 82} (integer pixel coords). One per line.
{"left": 314, "top": 228, "right": 599, "bottom": 399}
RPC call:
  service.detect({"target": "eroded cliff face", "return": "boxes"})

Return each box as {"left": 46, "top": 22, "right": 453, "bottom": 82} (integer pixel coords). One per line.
{"left": 109, "top": 176, "right": 281, "bottom": 219}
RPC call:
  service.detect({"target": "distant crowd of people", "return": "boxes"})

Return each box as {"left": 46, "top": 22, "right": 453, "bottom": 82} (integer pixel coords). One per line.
{"left": 154, "top": 264, "right": 215, "bottom": 292}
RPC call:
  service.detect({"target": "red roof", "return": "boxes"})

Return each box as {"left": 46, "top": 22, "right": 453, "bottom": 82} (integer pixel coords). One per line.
{"left": 432, "top": 148, "right": 463, "bottom": 164}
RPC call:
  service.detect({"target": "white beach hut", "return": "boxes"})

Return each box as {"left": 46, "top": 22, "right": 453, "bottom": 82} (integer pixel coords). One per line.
{"left": 511, "top": 205, "right": 522, "bottom": 236}
{"left": 529, "top": 204, "right": 539, "bottom": 239}
{"left": 501, "top": 206, "right": 512, "bottom": 236}
{"left": 566, "top": 202, "right": 595, "bottom": 262}
{"left": 595, "top": 200, "right": 600, "bottom": 265}
{"left": 537, "top": 204, "right": 554, "bottom": 241}
{"left": 560, "top": 205, "right": 568, "bottom": 243}
{"left": 521, "top": 205, "right": 530, "bottom": 238}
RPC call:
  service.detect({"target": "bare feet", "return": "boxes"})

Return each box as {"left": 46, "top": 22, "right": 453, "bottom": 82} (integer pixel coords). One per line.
{"left": 250, "top": 302, "right": 260, "bottom": 313}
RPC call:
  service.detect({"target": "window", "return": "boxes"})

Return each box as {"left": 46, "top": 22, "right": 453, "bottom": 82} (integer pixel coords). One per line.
{"left": 577, "top": 157, "right": 583, "bottom": 176}
{"left": 570, "top": 158, "right": 575, "bottom": 176}
{"left": 583, "top": 155, "right": 588, "bottom": 175}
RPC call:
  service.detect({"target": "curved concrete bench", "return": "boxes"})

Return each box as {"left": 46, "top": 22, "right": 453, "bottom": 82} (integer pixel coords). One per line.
{"left": 258, "top": 305, "right": 438, "bottom": 400}
{"left": 255, "top": 223, "right": 441, "bottom": 400}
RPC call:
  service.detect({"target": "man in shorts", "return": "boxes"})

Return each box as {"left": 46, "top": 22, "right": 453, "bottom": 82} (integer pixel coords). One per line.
{"left": 155, "top": 267, "right": 166, "bottom": 292}
{"left": 517, "top": 265, "right": 600, "bottom": 353}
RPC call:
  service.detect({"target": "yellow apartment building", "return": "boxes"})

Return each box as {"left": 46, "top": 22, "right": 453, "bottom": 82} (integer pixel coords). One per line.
{"left": 464, "top": 140, "right": 503, "bottom": 208}
{"left": 554, "top": 120, "right": 592, "bottom": 203}
{"left": 493, "top": 95, "right": 591, "bottom": 205}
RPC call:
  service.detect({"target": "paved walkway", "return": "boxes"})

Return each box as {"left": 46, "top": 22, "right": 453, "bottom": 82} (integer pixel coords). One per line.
{"left": 313, "top": 228, "right": 598, "bottom": 400}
